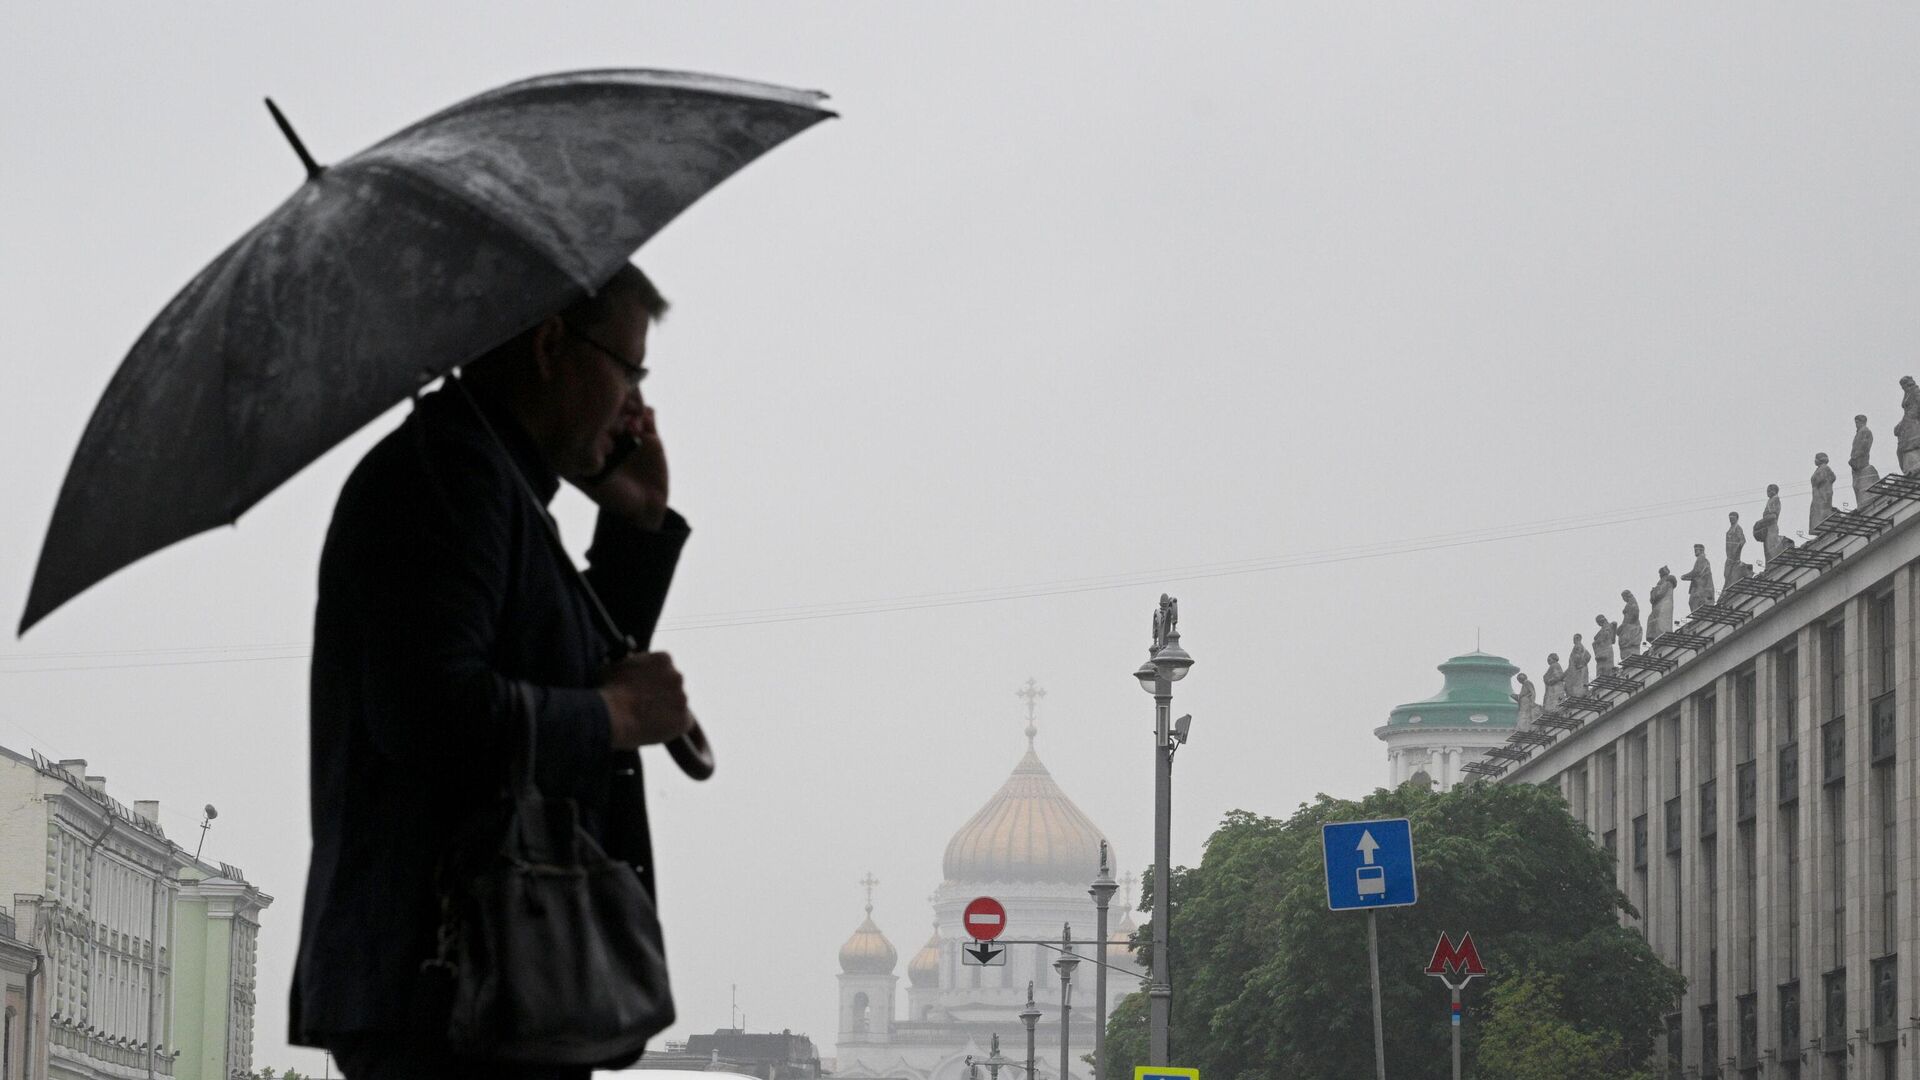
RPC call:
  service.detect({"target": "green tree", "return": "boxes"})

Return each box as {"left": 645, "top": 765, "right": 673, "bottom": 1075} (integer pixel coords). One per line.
{"left": 1104, "top": 780, "right": 1683, "bottom": 1080}
{"left": 1477, "top": 971, "right": 1655, "bottom": 1080}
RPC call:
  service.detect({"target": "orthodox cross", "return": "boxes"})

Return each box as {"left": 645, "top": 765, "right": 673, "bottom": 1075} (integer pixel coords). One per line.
{"left": 1016, "top": 678, "right": 1046, "bottom": 748}
{"left": 1121, "top": 871, "right": 1137, "bottom": 908}
{"left": 860, "top": 872, "right": 879, "bottom": 914}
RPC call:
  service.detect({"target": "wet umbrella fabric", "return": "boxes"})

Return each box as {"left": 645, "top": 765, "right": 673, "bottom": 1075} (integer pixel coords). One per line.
{"left": 21, "top": 69, "right": 832, "bottom": 634}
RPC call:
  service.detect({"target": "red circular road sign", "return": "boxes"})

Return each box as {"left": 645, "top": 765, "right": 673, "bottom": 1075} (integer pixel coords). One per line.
{"left": 962, "top": 896, "right": 1007, "bottom": 941}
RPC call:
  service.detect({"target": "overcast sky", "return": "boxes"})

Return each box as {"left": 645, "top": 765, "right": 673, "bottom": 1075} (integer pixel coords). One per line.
{"left": 6, "top": 5, "right": 1920, "bottom": 1074}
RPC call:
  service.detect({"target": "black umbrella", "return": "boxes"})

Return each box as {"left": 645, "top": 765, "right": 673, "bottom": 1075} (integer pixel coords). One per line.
{"left": 23, "top": 69, "right": 830, "bottom": 628}
{"left": 20, "top": 69, "right": 834, "bottom": 775}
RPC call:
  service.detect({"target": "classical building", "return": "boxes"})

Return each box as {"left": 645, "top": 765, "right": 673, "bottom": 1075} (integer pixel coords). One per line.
{"left": 1471, "top": 467, "right": 1920, "bottom": 1078}
{"left": 169, "top": 857, "right": 268, "bottom": 1080}
{"left": 0, "top": 749, "right": 270, "bottom": 1080}
{"left": 832, "top": 702, "right": 1142, "bottom": 1080}
{"left": 1374, "top": 651, "right": 1521, "bottom": 790}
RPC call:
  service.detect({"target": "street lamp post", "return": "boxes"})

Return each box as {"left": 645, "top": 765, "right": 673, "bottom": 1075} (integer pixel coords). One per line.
{"left": 966, "top": 1033, "right": 1012, "bottom": 1080}
{"left": 1020, "top": 981, "right": 1041, "bottom": 1080}
{"left": 1089, "top": 842, "right": 1118, "bottom": 1080}
{"left": 1053, "top": 924, "right": 1080, "bottom": 1080}
{"left": 1133, "top": 594, "right": 1193, "bottom": 1067}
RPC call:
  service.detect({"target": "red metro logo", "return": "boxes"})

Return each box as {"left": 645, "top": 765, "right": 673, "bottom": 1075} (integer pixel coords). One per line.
{"left": 1424, "top": 932, "right": 1486, "bottom": 988}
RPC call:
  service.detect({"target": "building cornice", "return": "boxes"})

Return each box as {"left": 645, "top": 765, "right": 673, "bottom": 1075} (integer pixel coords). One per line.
{"left": 1506, "top": 494, "right": 1920, "bottom": 782}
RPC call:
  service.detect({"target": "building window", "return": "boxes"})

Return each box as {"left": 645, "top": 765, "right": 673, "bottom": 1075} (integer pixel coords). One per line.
{"left": 1783, "top": 812, "right": 1801, "bottom": 974}
{"left": 1824, "top": 621, "right": 1845, "bottom": 722}
{"left": 1735, "top": 669, "right": 1757, "bottom": 763}
{"left": 1870, "top": 955, "right": 1897, "bottom": 1045}
{"left": 1699, "top": 694, "right": 1719, "bottom": 779}
{"left": 1869, "top": 592, "right": 1894, "bottom": 695}
{"left": 1827, "top": 785, "right": 1846, "bottom": 969}
{"left": 1875, "top": 773, "right": 1896, "bottom": 952}
{"left": 1822, "top": 968, "right": 1847, "bottom": 1056}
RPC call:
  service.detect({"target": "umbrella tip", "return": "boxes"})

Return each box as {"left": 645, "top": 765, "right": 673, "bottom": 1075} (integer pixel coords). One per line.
{"left": 264, "top": 97, "right": 327, "bottom": 182}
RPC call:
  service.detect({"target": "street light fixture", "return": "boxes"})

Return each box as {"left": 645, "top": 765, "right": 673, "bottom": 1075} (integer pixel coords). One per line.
{"left": 1019, "top": 981, "right": 1041, "bottom": 1080}
{"left": 1053, "top": 924, "right": 1079, "bottom": 1080}
{"left": 1132, "top": 594, "right": 1193, "bottom": 1067}
{"left": 1088, "top": 843, "right": 1118, "bottom": 1080}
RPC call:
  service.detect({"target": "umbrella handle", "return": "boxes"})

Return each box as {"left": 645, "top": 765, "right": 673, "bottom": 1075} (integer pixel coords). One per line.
{"left": 666, "top": 719, "right": 715, "bottom": 781}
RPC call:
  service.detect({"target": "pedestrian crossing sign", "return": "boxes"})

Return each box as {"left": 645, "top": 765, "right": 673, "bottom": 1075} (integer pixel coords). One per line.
{"left": 1133, "top": 1069, "right": 1199, "bottom": 1080}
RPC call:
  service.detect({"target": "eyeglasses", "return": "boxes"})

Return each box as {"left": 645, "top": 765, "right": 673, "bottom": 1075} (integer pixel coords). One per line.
{"left": 563, "top": 322, "right": 649, "bottom": 389}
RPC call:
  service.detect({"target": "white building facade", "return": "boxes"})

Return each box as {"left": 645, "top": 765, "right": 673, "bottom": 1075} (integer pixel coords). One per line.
{"left": 0, "top": 750, "right": 269, "bottom": 1080}
{"left": 1487, "top": 475, "right": 1920, "bottom": 1080}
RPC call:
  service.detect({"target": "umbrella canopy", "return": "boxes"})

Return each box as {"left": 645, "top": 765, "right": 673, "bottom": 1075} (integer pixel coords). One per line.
{"left": 21, "top": 69, "right": 832, "bottom": 633}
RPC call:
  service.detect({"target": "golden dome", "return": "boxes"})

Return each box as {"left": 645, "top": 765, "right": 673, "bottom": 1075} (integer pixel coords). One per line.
{"left": 839, "top": 910, "right": 898, "bottom": 974}
{"left": 1106, "top": 910, "right": 1140, "bottom": 968}
{"left": 907, "top": 927, "right": 941, "bottom": 987}
{"left": 942, "top": 745, "right": 1110, "bottom": 884}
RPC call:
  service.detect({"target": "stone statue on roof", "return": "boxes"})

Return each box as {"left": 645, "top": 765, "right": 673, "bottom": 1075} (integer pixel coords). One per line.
{"left": 1724, "top": 512, "right": 1749, "bottom": 589}
{"left": 1566, "top": 634, "right": 1590, "bottom": 698}
{"left": 1648, "top": 567, "right": 1677, "bottom": 639}
{"left": 1683, "top": 544, "right": 1715, "bottom": 612}
{"left": 1756, "top": 483, "right": 1792, "bottom": 561}
{"left": 1619, "top": 591, "right": 1644, "bottom": 656}
{"left": 1513, "top": 672, "right": 1538, "bottom": 729}
{"left": 1593, "top": 616, "right": 1617, "bottom": 678}
{"left": 1811, "top": 452, "right": 1836, "bottom": 531}
{"left": 1542, "top": 653, "right": 1565, "bottom": 709}
{"left": 1851, "top": 414, "right": 1880, "bottom": 503}
{"left": 1901, "top": 376, "right": 1920, "bottom": 473}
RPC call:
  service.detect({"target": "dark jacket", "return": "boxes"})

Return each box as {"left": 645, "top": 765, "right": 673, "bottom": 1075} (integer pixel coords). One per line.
{"left": 290, "top": 382, "right": 687, "bottom": 1045}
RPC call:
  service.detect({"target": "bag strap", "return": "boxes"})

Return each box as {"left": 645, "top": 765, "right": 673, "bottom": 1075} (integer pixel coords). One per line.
{"left": 506, "top": 679, "right": 540, "bottom": 801}
{"left": 448, "top": 372, "right": 716, "bottom": 782}
{"left": 450, "top": 373, "right": 635, "bottom": 664}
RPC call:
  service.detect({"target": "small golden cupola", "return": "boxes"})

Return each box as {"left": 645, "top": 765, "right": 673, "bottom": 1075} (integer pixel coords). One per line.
{"left": 907, "top": 920, "right": 941, "bottom": 987}
{"left": 839, "top": 875, "right": 898, "bottom": 975}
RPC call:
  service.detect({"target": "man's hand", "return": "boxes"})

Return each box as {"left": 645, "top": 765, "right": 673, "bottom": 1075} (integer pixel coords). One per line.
{"left": 578, "top": 402, "right": 669, "bottom": 531}
{"left": 598, "top": 651, "right": 694, "bottom": 750}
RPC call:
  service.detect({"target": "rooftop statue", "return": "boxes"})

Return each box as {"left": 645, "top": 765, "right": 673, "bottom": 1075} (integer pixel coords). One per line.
{"left": 1619, "top": 590, "right": 1644, "bottom": 656}
{"left": 1811, "top": 452, "right": 1836, "bottom": 531}
{"left": 1901, "top": 376, "right": 1920, "bottom": 473}
{"left": 1648, "top": 566, "right": 1677, "bottom": 639}
{"left": 1756, "top": 483, "right": 1792, "bottom": 561}
{"left": 1513, "top": 672, "right": 1538, "bottom": 729}
{"left": 1724, "top": 511, "right": 1748, "bottom": 589}
{"left": 1593, "top": 615, "right": 1618, "bottom": 678}
{"left": 1543, "top": 653, "right": 1566, "bottom": 709}
{"left": 1566, "top": 633, "right": 1590, "bottom": 698}
{"left": 1852, "top": 414, "right": 1880, "bottom": 503}
{"left": 1683, "top": 545, "right": 1715, "bottom": 611}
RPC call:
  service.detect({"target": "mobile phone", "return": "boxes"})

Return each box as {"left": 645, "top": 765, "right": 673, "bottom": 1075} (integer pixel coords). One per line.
{"left": 585, "top": 433, "right": 639, "bottom": 484}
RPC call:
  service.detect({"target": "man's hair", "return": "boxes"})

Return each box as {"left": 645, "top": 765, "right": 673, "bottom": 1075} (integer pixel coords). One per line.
{"left": 467, "top": 263, "right": 669, "bottom": 375}
{"left": 560, "top": 263, "right": 671, "bottom": 333}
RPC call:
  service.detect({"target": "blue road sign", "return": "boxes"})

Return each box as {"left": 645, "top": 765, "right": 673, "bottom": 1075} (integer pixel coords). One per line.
{"left": 1322, "top": 817, "right": 1418, "bottom": 910}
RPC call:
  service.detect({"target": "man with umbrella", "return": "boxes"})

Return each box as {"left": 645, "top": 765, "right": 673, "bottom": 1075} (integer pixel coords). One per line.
{"left": 292, "top": 263, "right": 694, "bottom": 1078}
{"left": 18, "top": 71, "right": 834, "bottom": 1080}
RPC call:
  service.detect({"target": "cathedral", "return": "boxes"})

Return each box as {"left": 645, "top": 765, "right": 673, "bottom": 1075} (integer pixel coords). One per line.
{"left": 833, "top": 689, "right": 1142, "bottom": 1080}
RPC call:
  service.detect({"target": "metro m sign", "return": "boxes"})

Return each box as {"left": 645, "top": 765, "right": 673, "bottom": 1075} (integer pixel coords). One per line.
{"left": 1424, "top": 932, "right": 1486, "bottom": 989}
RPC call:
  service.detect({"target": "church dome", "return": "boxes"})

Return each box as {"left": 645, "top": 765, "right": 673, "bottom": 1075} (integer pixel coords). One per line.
{"left": 907, "top": 928, "right": 941, "bottom": 987}
{"left": 942, "top": 744, "right": 1109, "bottom": 884}
{"left": 839, "top": 912, "right": 898, "bottom": 974}
{"left": 1385, "top": 651, "right": 1520, "bottom": 729}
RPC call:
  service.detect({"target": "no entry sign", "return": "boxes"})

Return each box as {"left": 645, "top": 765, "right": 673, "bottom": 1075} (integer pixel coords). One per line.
{"left": 962, "top": 896, "right": 1007, "bottom": 941}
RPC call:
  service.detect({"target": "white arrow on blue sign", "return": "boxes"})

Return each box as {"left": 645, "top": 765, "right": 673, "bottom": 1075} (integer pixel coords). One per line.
{"left": 1321, "top": 817, "right": 1418, "bottom": 911}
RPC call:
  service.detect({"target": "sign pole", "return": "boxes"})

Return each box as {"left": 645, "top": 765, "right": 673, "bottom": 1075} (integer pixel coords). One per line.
{"left": 1450, "top": 982, "right": 1462, "bottom": 1080}
{"left": 1367, "top": 910, "right": 1386, "bottom": 1080}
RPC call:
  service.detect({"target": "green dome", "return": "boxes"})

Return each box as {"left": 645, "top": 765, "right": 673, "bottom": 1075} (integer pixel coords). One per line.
{"left": 1386, "top": 651, "right": 1519, "bottom": 729}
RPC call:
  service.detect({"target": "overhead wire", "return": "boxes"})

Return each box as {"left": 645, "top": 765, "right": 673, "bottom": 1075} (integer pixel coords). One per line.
{"left": 0, "top": 475, "right": 1834, "bottom": 670}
